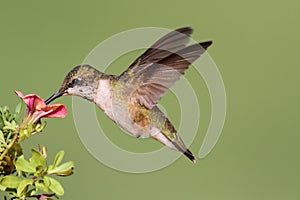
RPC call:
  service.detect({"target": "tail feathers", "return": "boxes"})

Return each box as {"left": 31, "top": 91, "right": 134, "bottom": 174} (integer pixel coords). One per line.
{"left": 151, "top": 130, "right": 196, "bottom": 163}
{"left": 184, "top": 149, "right": 196, "bottom": 163}
{"left": 173, "top": 135, "right": 196, "bottom": 163}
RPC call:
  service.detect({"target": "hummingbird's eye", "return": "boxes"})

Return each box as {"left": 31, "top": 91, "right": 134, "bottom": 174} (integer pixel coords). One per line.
{"left": 70, "top": 78, "right": 79, "bottom": 87}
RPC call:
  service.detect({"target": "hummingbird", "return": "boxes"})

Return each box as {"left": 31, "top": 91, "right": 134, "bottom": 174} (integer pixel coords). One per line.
{"left": 45, "top": 27, "right": 212, "bottom": 163}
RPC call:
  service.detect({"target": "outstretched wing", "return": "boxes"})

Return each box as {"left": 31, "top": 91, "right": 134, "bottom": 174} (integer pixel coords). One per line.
{"left": 118, "top": 27, "right": 212, "bottom": 109}
{"left": 120, "top": 27, "right": 193, "bottom": 76}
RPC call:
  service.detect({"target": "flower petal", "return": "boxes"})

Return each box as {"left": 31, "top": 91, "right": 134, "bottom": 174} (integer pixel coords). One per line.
{"left": 15, "top": 91, "right": 46, "bottom": 114}
{"left": 43, "top": 104, "right": 67, "bottom": 118}
{"left": 15, "top": 90, "right": 67, "bottom": 124}
{"left": 30, "top": 110, "right": 54, "bottom": 124}
{"left": 15, "top": 90, "right": 25, "bottom": 99}
{"left": 15, "top": 91, "right": 33, "bottom": 113}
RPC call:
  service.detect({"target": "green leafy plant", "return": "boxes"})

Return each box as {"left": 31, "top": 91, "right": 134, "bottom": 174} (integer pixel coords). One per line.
{"left": 0, "top": 91, "right": 74, "bottom": 199}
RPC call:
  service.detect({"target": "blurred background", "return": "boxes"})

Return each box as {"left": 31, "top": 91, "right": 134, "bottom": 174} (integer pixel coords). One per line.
{"left": 0, "top": 0, "right": 299, "bottom": 199}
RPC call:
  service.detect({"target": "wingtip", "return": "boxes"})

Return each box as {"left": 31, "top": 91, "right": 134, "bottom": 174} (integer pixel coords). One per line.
{"left": 175, "top": 26, "right": 193, "bottom": 35}
{"left": 199, "top": 41, "right": 213, "bottom": 50}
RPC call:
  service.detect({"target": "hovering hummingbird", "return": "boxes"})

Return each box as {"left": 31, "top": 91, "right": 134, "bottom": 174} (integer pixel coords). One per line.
{"left": 45, "top": 27, "right": 212, "bottom": 163}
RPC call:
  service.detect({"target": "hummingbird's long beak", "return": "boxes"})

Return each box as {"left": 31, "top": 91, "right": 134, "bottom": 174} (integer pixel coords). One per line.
{"left": 45, "top": 91, "right": 65, "bottom": 105}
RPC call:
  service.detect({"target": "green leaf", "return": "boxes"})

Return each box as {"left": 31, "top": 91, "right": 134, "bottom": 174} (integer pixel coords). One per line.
{"left": 0, "top": 120, "right": 3, "bottom": 130}
{"left": 53, "top": 151, "right": 64, "bottom": 168}
{"left": 19, "top": 129, "right": 30, "bottom": 142}
{"left": 30, "top": 149, "right": 45, "bottom": 168}
{"left": 26, "top": 188, "right": 38, "bottom": 196}
{"left": 44, "top": 175, "right": 50, "bottom": 187}
{"left": 17, "top": 178, "right": 33, "bottom": 196}
{"left": 15, "top": 156, "right": 36, "bottom": 173}
{"left": 0, "top": 176, "right": 21, "bottom": 189}
{"left": 34, "top": 121, "right": 47, "bottom": 133}
{"left": 11, "top": 120, "right": 17, "bottom": 130}
{"left": 3, "top": 106, "right": 8, "bottom": 113}
{"left": 0, "top": 130, "right": 5, "bottom": 145}
{"left": 35, "top": 180, "right": 50, "bottom": 193}
{"left": 14, "top": 102, "right": 22, "bottom": 116}
{"left": 41, "top": 145, "right": 48, "bottom": 159}
{"left": 48, "top": 161, "right": 74, "bottom": 176}
{"left": 26, "top": 124, "right": 34, "bottom": 134}
{"left": 0, "top": 183, "right": 6, "bottom": 191}
{"left": 45, "top": 176, "right": 64, "bottom": 196}
{"left": 12, "top": 143, "right": 23, "bottom": 157}
{"left": 3, "top": 126, "right": 16, "bottom": 131}
{"left": 3, "top": 120, "right": 11, "bottom": 127}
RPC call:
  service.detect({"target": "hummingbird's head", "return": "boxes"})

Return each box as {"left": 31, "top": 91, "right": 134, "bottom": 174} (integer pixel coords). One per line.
{"left": 45, "top": 64, "right": 101, "bottom": 104}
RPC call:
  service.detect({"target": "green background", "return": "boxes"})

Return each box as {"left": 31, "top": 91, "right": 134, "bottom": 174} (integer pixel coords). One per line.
{"left": 1, "top": 0, "right": 299, "bottom": 199}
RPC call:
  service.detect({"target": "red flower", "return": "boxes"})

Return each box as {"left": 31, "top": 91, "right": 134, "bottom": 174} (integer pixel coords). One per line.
{"left": 15, "top": 91, "right": 67, "bottom": 125}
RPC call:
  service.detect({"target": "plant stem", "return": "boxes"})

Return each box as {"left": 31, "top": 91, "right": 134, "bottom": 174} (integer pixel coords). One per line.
{"left": 0, "top": 128, "right": 19, "bottom": 161}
